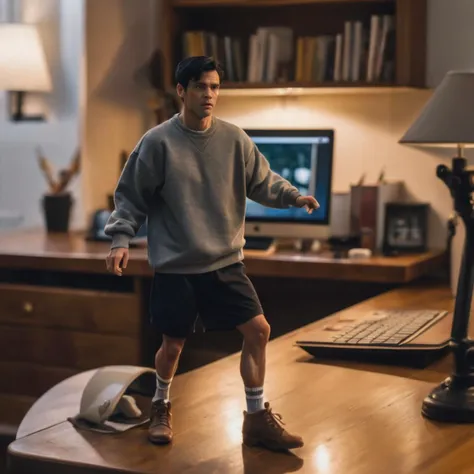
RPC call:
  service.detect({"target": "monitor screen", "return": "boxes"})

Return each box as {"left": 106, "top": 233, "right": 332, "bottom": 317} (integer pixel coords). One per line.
{"left": 244, "top": 129, "right": 334, "bottom": 226}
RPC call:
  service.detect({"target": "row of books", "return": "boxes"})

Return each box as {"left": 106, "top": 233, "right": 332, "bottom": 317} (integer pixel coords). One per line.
{"left": 181, "top": 15, "right": 395, "bottom": 84}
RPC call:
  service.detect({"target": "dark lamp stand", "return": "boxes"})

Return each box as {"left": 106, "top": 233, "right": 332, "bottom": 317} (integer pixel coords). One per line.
{"left": 422, "top": 145, "right": 474, "bottom": 422}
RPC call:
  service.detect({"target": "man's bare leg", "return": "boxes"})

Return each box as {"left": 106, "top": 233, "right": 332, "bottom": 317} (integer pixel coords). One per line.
{"left": 237, "top": 314, "right": 271, "bottom": 412}
{"left": 153, "top": 335, "right": 186, "bottom": 401}
{"left": 149, "top": 335, "right": 186, "bottom": 445}
{"left": 238, "top": 314, "right": 304, "bottom": 450}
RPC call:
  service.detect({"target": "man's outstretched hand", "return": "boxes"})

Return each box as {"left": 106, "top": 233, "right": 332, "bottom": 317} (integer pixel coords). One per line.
{"left": 296, "top": 195, "right": 320, "bottom": 214}
{"left": 106, "top": 247, "right": 129, "bottom": 276}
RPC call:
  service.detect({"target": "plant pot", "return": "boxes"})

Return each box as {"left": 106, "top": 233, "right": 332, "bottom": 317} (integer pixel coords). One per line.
{"left": 42, "top": 193, "right": 73, "bottom": 233}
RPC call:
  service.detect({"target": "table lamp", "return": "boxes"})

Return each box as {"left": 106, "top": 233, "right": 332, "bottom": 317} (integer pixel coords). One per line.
{"left": 0, "top": 23, "right": 52, "bottom": 121}
{"left": 400, "top": 70, "right": 474, "bottom": 422}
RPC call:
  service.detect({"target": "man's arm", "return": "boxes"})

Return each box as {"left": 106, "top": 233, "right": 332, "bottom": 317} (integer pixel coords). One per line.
{"left": 245, "top": 143, "right": 319, "bottom": 211}
{"left": 105, "top": 134, "right": 162, "bottom": 250}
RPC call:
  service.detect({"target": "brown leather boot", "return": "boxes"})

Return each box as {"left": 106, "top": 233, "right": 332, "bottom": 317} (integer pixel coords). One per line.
{"left": 148, "top": 399, "right": 172, "bottom": 444}
{"left": 242, "top": 402, "right": 304, "bottom": 451}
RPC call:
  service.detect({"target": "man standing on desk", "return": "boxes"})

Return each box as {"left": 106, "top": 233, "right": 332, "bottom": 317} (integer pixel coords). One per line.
{"left": 104, "top": 56, "right": 318, "bottom": 451}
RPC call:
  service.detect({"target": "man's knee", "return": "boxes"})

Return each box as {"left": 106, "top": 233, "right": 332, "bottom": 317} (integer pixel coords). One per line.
{"left": 241, "top": 315, "right": 271, "bottom": 347}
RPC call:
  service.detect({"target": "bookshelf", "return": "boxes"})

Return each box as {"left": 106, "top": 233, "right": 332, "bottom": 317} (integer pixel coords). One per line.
{"left": 159, "top": 0, "right": 427, "bottom": 95}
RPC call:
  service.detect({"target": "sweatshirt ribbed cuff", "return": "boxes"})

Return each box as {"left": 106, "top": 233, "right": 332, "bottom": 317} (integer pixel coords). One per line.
{"left": 285, "top": 190, "right": 301, "bottom": 207}
{"left": 111, "top": 233, "right": 132, "bottom": 249}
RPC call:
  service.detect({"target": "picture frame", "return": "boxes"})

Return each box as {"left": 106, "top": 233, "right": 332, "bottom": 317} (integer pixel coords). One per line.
{"left": 382, "top": 203, "right": 430, "bottom": 255}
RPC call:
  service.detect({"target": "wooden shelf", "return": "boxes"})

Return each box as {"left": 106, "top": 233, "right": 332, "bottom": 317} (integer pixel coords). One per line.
{"left": 172, "top": 0, "right": 393, "bottom": 7}
{"left": 218, "top": 81, "right": 420, "bottom": 96}
{"left": 222, "top": 80, "right": 400, "bottom": 88}
{"left": 159, "top": 0, "right": 427, "bottom": 95}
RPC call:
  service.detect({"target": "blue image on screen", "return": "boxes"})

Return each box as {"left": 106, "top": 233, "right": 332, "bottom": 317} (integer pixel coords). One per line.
{"left": 245, "top": 134, "right": 333, "bottom": 224}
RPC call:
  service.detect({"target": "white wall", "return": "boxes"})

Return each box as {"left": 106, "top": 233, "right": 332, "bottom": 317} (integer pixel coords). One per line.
{"left": 81, "top": 0, "right": 157, "bottom": 218}
{"left": 0, "top": 0, "right": 85, "bottom": 230}
{"left": 426, "top": 0, "right": 474, "bottom": 293}
{"left": 427, "top": 0, "right": 474, "bottom": 88}
{"left": 425, "top": 0, "right": 474, "bottom": 166}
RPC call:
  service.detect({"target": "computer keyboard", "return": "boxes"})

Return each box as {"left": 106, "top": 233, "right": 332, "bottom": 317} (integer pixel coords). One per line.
{"left": 330, "top": 309, "right": 448, "bottom": 346}
{"left": 296, "top": 308, "right": 451, "bottom": 367}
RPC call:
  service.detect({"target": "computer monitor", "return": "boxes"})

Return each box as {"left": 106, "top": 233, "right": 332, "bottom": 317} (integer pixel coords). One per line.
{"left": 244, "top": 129, "right": 334, "bottom": 241}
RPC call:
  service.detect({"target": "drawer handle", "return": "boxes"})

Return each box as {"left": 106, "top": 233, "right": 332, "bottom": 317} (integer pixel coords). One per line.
{"left": 23, "top": 302, "right": 34, "bottom": 313}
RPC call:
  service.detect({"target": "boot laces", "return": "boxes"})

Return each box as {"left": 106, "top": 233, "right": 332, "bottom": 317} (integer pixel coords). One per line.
{"left": 265, "top": 406, "right": 286, "bottom": 433}
{"left": 152, "top": 401, "right": 170, "bottom": 428}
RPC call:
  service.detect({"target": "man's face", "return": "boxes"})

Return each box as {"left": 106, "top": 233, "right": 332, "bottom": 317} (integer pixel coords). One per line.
{"left": 177, "top": 70, "right": 220, "bottom": 119}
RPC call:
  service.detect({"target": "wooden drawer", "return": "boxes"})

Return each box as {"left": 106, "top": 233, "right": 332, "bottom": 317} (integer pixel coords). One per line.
{"left": 0, "top": 393, "right": 35, "bottom": 428}
{"left": 0, "top": 284, "right": 141, "bottom": 336}
{"left": 0, "top": 362, "right": 77, "bottom": 398}
{"left": 0, "top": 325, "right": 141, "bottom": 369}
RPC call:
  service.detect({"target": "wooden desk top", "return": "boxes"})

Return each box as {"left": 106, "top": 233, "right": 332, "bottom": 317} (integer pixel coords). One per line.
{"left": 0, "top": 229, "right": 445, "bottom": 283}
{"left": 8, "top": 282, "right": 469, "bottom": 474}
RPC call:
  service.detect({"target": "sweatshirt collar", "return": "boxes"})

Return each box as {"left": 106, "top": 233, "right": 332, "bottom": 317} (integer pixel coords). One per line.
{"left": 172, "top": 113, "right": 217, "bottom": 136}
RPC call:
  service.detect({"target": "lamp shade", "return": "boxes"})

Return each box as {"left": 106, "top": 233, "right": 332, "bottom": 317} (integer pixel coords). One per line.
{"left": 399, "top": 71, "right": 474, "bottom": 147}
{"left": 0, "top": 23, "right": 52, "bottom": 92}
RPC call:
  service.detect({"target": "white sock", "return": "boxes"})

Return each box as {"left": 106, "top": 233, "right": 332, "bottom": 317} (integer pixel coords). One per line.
{"left": 153, "top": 373, "right": 172, "bottom": 403}
{"left": 245, "top": 386, "right": 264, "bottom": 413}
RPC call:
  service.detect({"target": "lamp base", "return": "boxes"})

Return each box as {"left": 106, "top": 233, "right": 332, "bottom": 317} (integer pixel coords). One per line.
{"left": 9, "top": 91, "right": 46, "bottom": 122}
{"left": 423, "top": 156, "right": 474, "bottom": 423}
{"left": 422, "top": 376, "right": 474, "bottom": 422}
{"left": 11, "top": 113, "right": 45, "bottom": 122}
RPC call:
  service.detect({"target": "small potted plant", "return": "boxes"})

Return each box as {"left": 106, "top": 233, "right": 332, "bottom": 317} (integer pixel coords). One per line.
{"left": 37, "top": 147, "right": 80, "bottom": 233}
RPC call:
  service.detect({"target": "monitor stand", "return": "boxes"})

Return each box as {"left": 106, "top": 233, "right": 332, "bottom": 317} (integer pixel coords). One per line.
{"left": 244, "top": 236, "right": 276, "bottom": 252}
{"left": 243, "top": 237, "right": 322, "bottom": 254}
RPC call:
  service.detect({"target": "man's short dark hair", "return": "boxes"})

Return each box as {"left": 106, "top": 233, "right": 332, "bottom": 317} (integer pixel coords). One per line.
{"left": 175, "top": 56, "right": 224, "bottom": 89}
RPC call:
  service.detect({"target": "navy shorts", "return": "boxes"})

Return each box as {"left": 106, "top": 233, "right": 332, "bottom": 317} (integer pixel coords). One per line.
{"left": 149, "top": 261, "right": 264, "bottom": 338}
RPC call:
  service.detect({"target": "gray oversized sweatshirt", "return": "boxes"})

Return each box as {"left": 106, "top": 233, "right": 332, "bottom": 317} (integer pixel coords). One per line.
{"left": 104, "top": 114, "right": 301, "bottom": 273}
